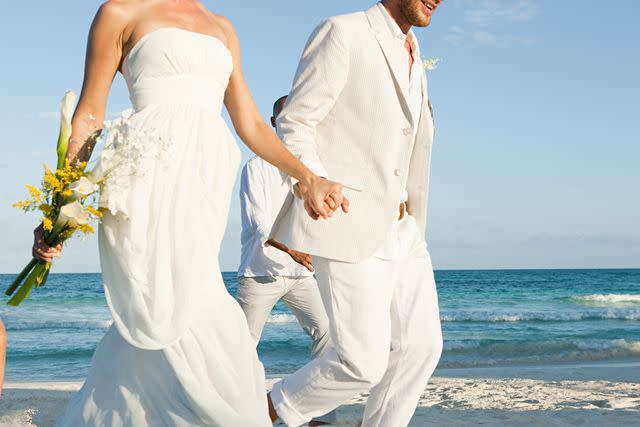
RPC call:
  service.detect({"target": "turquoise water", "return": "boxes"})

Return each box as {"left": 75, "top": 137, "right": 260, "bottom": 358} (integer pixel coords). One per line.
{"left": 1, "top": 269, "right": 639, "bottom": 381}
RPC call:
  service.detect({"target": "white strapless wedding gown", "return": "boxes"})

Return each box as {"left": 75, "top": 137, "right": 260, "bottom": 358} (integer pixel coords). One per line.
{"left": 56, "top": 28, "right": 271, "bottom": 427}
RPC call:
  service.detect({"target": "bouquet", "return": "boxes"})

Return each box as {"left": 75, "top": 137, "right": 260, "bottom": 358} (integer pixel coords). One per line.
{"left": 5, "top": 91, "right": 103, "bottom": 306}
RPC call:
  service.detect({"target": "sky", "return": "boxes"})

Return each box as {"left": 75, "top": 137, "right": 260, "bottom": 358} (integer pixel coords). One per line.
{"left": 0, "top": 0, "right": 639, "bottom": 273}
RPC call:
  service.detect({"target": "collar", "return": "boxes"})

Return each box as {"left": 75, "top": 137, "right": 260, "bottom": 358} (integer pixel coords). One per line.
{"left": 376, "top": 2, "right": 405, "bottom": 39}
{"left": 375, "top": 3, "right": 420, "bottom": 58}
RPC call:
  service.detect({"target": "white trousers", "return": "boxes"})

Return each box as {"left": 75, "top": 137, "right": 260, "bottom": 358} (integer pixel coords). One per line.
{"left": 237, "top": 275, "right": 331, "bottom": 358}
{"left": 236, "top": 275, "right": 336, "bottom": 423}
{"left": 271, "top": 216, "right": 443, "bottom": 427}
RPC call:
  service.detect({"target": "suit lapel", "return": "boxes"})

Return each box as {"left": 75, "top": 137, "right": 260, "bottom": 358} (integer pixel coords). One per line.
{"left": 414, "top": 68, "right": 434, "bottom": 147}
{"left": 421, "top": 67, "right": 431, "bottom": 128}
{"left": 421, "top": 63, "right": 427, "bottom": 99}
{"left": 366, "top": 6, "right": 413, "bottom": 124}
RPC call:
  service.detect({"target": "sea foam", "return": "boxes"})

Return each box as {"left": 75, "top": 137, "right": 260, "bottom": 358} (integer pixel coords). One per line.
{"left": 570, "top": 294, "right": 640, "bottom": 306}
{"left": 267, "top": 313, "right": 297, "bottom": 324}
{"left": 440, "top": 310, "right": 640, "bottom": 322}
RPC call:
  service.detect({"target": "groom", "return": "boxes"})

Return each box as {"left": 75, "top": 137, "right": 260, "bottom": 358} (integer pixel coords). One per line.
{"left": 268, "top": 1, "right": 444, "bottom": 425}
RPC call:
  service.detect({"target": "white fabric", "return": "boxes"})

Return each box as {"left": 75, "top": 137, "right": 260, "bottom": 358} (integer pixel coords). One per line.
{"left": 376, "top": 3, "right": 423, "bottom": 132}
{"left": 56, "top": 28, "right": 270, "bottom": 427}
{"left": 238, "top": 157, "right": 313, "bottom": 278}
{"left": 237, "top": 158, "right": 336, "bottom": 424}
{"left": 270, "top": 4, "right": 435, "bottom": 263}
{"left": 374, "top": 209, "right": 424, "bottom": 260}
{"left": 237, "top": 276, "right": 331, "bottom": 357}
{"left": 237, "top": 270, "right": 337, "bottom": 425}
{"left": 376, "top": 3, "right": 424, "bottom": 202}
{"left": 236, "top": 275, "right": 338, "bottom": 424}
{"left": 271, "top": 215, "right": 443, "bottom": 426}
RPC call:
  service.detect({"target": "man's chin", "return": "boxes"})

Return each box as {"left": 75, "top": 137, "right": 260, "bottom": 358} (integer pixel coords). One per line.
{"left": 408, "top": 10, "right": 432, "bottom": 28}
{"left": 413, "top": 14, "right": 432, "bottom": 27}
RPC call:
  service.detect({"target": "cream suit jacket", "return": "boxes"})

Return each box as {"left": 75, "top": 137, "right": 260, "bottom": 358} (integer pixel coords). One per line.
{"left": 270, "top": 5, "right": 436, "bottom": 263}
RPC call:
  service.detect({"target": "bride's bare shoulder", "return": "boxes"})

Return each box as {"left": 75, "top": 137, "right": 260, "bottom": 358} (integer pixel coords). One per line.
{"left": 201, "top": 7, "right": 237, "bottom": 43}
{"left": 96, "top": 0, "right": 138, "bottom": 20}
{"left": 89, "top": 1, "right": 138, "bottom": 36}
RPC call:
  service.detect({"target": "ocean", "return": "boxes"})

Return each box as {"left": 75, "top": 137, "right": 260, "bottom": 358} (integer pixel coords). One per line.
{"left": 1, "top": 269, "right": 639, "bottom": 382}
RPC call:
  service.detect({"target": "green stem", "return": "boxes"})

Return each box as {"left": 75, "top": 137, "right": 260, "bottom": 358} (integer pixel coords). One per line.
{"left": 45, "top": 220, "right": 67, "bottom": 247}
{"left": 5, "top": 258, "right": 38, "bottom": 297}
{"left": 8, "top": 262, "right": 45, "bottom": 306}
{"left": 35, "top": 263, "right": 51, "bottom": 289}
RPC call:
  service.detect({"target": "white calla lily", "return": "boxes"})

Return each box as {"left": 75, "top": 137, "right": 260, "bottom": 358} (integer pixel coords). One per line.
{"left": 57, "top": 91, "right": 76, "bottom": 170}
{"left": 68, "top": 176, "right": 99, "bottom": 201}
{"left": 58, "top": 201, "right": 90, "bottom": 226}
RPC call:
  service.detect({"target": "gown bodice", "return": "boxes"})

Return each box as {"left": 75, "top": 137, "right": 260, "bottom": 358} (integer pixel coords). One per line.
{"left": 123, "top": 27, "right": 232, "bottom": 114}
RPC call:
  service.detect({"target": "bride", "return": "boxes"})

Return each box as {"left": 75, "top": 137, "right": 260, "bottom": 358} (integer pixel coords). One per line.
{"left": 31, "top": 1, "right": 347, "bottom": 425}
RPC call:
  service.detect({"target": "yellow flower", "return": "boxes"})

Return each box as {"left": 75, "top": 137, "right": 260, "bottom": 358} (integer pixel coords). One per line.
{"left": 42, "top": 217, "right": 54, "bottom": 232}
{"left": 56, "top": 163, "right": 84, "bottom": 186}
{"left": 43, "top": 166, "right": 63, "bottom": 193}
{"left": 26, "top": 185, "right": 42, "bottom": 202}
{"left": 85, "top": 206, "right": 103, "bottom": 218}
{"left": 13, "top": 200, "right": 32, "bottom": 210}
{"left": 77, "top": 224, "right": 95, "bottom": 234}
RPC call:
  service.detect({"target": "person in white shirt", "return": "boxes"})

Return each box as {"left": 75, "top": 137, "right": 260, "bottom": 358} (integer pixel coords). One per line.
{"left": 237, "top": 96, "right": 336, "bottom": 426}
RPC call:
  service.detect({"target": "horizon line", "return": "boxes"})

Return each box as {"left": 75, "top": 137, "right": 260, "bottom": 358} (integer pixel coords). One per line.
{"left": 1, "top": 267, "right": 639, "bottom": 275}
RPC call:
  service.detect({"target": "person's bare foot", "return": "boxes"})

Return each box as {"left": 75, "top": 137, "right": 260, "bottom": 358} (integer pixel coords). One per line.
{"left": 267, "top": 392, "right": 278, "bottom": 422}
{"left": 267, "top": 392, "right": 329, "bottom": 426}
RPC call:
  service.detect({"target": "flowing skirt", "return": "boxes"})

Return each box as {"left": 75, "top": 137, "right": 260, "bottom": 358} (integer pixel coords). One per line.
{"left": 56, "top": 105, "right": 270, "bottom": 426}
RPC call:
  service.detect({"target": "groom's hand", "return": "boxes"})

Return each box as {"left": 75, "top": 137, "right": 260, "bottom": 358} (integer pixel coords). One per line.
{"left": 296, "top": 177, "right": 349, "bottom": 220}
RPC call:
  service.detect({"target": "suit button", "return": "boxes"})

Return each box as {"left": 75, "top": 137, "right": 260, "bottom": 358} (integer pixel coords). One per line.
{"left": 403, "top": 127, "right": 412, "bottom": 136}
{"left": 394, "top": 169, "right": 402, "bottom": 176}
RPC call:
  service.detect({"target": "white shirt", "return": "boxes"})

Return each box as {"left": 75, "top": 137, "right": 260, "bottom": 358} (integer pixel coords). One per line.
{"left": 374, "top": 3, "right": 425, "bottom": 260}
{"left": 238, "top": 157, "right": 314, "bottom": 278}
{"left": 377, "top": 2, "right": 423, "bottom": 202}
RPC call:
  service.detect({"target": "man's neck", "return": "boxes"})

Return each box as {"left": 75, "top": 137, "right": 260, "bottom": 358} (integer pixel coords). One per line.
{"left": 381, "top": 1, "right": 412, "bottom": 34}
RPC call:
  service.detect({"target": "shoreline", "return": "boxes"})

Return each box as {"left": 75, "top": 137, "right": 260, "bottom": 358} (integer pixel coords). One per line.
{"left": 2, "top": 362, "right": 638, "bottom": 427}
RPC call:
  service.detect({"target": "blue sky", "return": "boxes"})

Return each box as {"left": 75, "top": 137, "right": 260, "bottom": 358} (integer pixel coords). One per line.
{"left": 0, "top": 0, "right": 639, "bottom": 273}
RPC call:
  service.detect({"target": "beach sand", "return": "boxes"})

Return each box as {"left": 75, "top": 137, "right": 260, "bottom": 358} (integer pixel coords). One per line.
{"left": 1, "top": 364, "right": 639, "bottom": 426}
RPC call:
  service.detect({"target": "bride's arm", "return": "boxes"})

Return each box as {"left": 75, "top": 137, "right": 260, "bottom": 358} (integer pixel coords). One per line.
{"left": 221, "top": 20, "right": 347, "bottom": 220}
{"left": 64, "top": 3, "right": 128, "bottom": 167}
{"left": 32, "top": 3, "right": 128, "bottom": 262}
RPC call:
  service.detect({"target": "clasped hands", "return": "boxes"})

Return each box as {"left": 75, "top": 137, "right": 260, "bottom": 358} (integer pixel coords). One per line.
{"left": 295, "top": 175, "right": 349, "bottom": 220}
{"left": 266, "top": 175, "right": 347, "bottom": 272}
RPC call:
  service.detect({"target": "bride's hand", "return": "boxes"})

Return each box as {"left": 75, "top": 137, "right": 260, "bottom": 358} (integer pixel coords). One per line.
{"left": 32, "top": 224, "right": 62, "bottom": 263}
{"left": 296, "top": 175, "right": 349, "bottom": 220}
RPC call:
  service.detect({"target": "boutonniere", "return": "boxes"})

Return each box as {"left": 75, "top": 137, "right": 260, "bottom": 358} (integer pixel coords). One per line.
{"left": 423, "top": 58, "right": 441, "bottom": 71}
